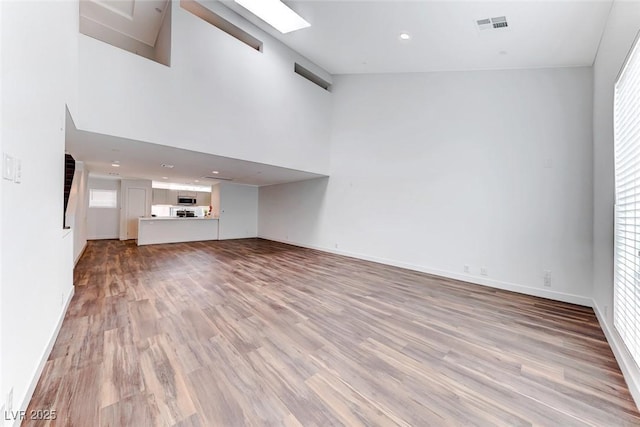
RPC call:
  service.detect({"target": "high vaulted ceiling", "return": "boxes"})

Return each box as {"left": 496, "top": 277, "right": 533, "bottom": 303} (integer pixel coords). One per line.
{"left": 70, "top": 0, "right": 615, "bottom": 185}
{"left": 222, "top": 0, "right": 614, "bottom": 74}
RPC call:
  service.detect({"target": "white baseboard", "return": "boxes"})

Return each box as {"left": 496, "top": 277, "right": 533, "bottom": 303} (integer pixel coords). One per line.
{"left": 11, "top": 286, "right": 75, "bottom": 427}
{"left": 258, "top": 235, "right": 592, "bottom": 307}
{"left": 592, "top": 300, "right": 640, "bottom": 409}
{"left": 88, "top": 235, "right": 118, "bottom": 240}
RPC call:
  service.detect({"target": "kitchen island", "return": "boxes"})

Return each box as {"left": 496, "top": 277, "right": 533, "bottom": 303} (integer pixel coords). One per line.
{"left": 137, "top": 217, "right": 219, "bottom": 246}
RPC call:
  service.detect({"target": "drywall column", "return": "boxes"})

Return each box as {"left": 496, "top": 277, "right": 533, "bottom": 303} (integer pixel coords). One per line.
{"left": 219, "top": 183, "right": 258, "bottom": 240}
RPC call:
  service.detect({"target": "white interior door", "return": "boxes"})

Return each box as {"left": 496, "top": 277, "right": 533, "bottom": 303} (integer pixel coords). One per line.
{"left": 126, "top": 187, "right": 146, "bottom": 239}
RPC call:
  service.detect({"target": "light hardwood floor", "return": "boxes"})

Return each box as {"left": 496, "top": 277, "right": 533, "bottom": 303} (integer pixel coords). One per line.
{"left": 24, "top": 239, "right": 640, "bottom": 426}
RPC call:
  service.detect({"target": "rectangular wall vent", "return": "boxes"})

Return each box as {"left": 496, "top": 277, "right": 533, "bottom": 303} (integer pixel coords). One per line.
{"left": 477, "top": 16, "right": 508, "bottom": 31}
{"left": 476, "top": 18, "right": 491, "bottom": 30}
{"left": 294, "top": 63, "right": 331, "bottom": 91}
{"left": 180, "top": 0, "right": 263, "bottom": 51}
{"left": 203, "top": 176, "right": 233, "bottom": 181}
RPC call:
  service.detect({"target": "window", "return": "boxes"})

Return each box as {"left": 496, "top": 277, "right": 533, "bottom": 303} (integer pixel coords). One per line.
{"left": 614, "top": 34, "right": 640, "bottom": 367}
{"left": 89, "top": 189, "right": 118, "bottom": 208}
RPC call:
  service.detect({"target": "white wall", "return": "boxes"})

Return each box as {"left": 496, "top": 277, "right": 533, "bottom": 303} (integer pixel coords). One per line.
{"left": 75, "top": 0, "right": 332, "bottom": 175}
{"left": 260, "top": 67, "right": 594, "bottom": 306}
{"left": 592, "top": 0, "right": 640, "bottom": 407}
{"left": 87, "top": 176, "right": 120, "bottom": 240}
{"left": 66, "top": 161, "right": 89, "bottom": 264}
{"left": 211, "top": 183, "right": 221, "bottom": 218}
{"left": 0, "top": 0, "right": 4, "bottom": 407}
{"left": 119, "top": 179, "right": 152, "bottom": 240}
{"left": 1, "top": 0, "right": 77, "bottom": 423}
{"left": 219, "top": 183, "right": 258, "bottom": 240}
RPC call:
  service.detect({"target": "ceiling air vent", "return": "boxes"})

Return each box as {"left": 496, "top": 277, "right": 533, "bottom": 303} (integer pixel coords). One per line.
{"left": 476, "top": 16, "right": 508, "bottom": 31}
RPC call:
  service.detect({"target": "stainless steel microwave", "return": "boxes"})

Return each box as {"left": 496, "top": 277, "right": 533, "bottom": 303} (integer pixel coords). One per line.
{"left": 177, "top": 196, "right": 196, "bottom": 205}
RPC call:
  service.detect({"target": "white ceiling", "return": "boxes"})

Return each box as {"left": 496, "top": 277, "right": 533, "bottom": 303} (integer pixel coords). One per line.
{"left": 222, "top": 0, "right": 614, "bottom": 74}
{"left": 65, "top": 113, "right": 326, "bottom": 186}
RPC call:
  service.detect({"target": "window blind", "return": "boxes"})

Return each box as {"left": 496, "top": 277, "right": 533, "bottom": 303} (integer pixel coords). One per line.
{"left": 89, "top": 189, "right": 118, "bottom": 208}
{"left": 614, "top": 34, "right": 640, "bottom": 368}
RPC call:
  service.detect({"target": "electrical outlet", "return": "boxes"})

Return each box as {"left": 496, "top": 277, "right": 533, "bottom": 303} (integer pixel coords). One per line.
{"left": 480, "top": 267, "right": 488, "bottom": 276}
{"left": 543, "top": 270, "right": 551, "bottom": 287}
{"left": 335, "top": 243, "right": 339, "bottom": 249}
{"left": 464, "top": 265, "right": 470, "bottom": 273}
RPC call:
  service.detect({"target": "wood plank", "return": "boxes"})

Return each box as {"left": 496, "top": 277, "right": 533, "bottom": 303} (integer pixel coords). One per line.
{"left": 23, "top": 239, "right": 640, "bottom": 426}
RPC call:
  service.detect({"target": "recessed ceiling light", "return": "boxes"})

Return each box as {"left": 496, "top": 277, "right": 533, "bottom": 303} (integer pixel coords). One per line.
{"left": 162, "top": 176, "right": 168, "bottom": 179}
{"left": 161, "top": 164, "right": 174, "bottom": 169}
{"left": 212, "top": 171, "right": 219, "bottom": 174}
{"left": 111, "top": 163, "right": 120, "bottom": 167}
{"left": 234, "top": 0, "right": 310, "bottom": 33}
{"left": 194, "top": 180, "right": 199, "bottom": 183}
{"left": 399, "top": 33, "right": 411, "bottom": 41}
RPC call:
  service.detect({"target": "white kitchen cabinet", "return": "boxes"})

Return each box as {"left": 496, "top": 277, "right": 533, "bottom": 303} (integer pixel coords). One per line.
{"left": 166, "top": 189, "right": 179, "bottom": 205}
{"left": 197, "top": 191, "right": 211, "bottom": 206}
{"left": 152, "top": 188, "right": 168, "bottom": 205}
{"left": 152, "top": 189, "right": 211, "bottom": 206}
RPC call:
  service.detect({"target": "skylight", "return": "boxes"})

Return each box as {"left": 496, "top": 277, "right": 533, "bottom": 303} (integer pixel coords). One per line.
{"left": 234, "top": 0, "right": 310, "bottom": 34}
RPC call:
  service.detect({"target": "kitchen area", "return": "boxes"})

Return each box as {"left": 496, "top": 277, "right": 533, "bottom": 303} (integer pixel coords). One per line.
{"left": 138, "top": 182, "right": 221, "bottom": 246}
{"left": 84, "top": 174, "right": 258, "bottom": 248}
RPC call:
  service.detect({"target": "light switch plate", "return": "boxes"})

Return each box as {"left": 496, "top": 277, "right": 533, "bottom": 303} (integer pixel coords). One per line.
{"left": 3, "top": 153, "right": 14, "bottom": 181}
{"left": 14, "top": 159, "right": 22, "bottom": 184}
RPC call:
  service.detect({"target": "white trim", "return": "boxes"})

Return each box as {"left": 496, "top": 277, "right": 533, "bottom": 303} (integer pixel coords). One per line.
{"left": 592, "top": 300, "right": 640, "bottom": 410}
{"left": 12, "top": 287, "right": 75, "bottom": 427}
{"left": 258, "top": 235, "right": 592, "bottom": 307}
{"left": 87, "top": 235, "right": 119, "bottom": 240}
